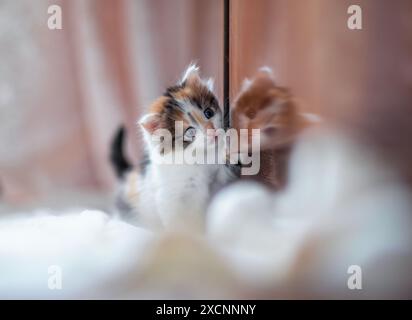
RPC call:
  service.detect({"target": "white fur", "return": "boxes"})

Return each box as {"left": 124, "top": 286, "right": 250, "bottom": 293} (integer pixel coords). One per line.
{"left": 241, "top": 78, "right": 252, "bottom": 91}
{"left": 0, "top": 210, "right": 153, "bottom": 298}
{"left": 180, "top": 63, "right": 200, "bottom": 84}
{"left": 180, "top": 63, "right": 215, "bottom": 93}
{"left": 205, "top": 78, "right": 214, "bottom": 92}
{"left": 259, "top": 66, "right": 273, "bottom": 75}
{"left": 136, "top": 128, "right": 233, "bottom": 232}
{"left": 259, "top": 66, "right": 277, "bottom": 82}
{"left": 207, "top": 127, "right": 412, "bottom": 297}
{"left": 299, "top": 112, "right": 322, "bottom": 123}
{"left": 138, "top": 113, "right": 157, "bottom": 127}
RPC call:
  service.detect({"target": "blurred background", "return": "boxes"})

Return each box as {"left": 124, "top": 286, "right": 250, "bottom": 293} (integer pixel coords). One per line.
{"left": 1, "top": 0, "right": 412, "bottom": 299}
{"left": 1, "top": 0, "right": 412, "bottom": 210}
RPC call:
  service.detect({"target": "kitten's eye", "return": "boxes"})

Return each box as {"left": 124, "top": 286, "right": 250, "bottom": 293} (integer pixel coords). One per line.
{"left": 183, "top": 127, "right": 196, "bottom": 142}
{"left": 204, "top": 108, "right": 214, "bottom": 119}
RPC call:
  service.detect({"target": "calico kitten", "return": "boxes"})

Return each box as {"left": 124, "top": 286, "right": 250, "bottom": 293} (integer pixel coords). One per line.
{"left": 231, "top": 68, "right": 319, "bottom": 189}
{"left": 110, "top": 65, "right": 236, "bottom": 232}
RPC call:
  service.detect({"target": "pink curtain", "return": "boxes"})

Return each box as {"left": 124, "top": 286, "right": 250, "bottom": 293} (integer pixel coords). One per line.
{"left": 230, "top": 0, "right": 412, "bottom": 182}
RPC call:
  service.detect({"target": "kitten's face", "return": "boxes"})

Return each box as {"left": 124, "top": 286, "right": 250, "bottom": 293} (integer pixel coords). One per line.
{"left": 139, "top": 65, "right": 222, "bottom": 155}
{"left": 231, "top": 69, "right": 301, "bottom": 151}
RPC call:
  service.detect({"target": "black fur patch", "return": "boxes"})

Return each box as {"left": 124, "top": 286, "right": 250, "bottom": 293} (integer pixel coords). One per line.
{"left": 164, "top": 84, "right": 184, "bottom": 98}
{"left": 110, "top": 126, "right": 132, "bottom": 178}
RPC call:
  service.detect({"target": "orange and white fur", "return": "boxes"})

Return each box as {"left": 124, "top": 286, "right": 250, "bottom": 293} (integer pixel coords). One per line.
{"left": 112, "top": 65, "right": 236, "bottom": 232}
{"left": 231, "top": 68, "right": 320, "bottom": 189}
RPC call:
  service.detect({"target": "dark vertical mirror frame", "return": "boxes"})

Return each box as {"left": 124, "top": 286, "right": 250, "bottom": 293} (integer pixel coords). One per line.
{"left": 223, "top": 0, "right": 230, "bottom": 129}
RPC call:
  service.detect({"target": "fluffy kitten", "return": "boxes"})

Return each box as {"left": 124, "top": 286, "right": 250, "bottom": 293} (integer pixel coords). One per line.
{"left": 231, "top": 68, "right": 319, "bottom": 189}
{"left": 111, "top": 65, "right": 236, "bottom": 232}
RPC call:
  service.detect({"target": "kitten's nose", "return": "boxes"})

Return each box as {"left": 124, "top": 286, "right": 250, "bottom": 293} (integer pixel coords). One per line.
{"left": 205, "top": 122, "right": 216, "bottom": 135}
{"left": 207, "top": 129, "right": 217, "bottom": 135}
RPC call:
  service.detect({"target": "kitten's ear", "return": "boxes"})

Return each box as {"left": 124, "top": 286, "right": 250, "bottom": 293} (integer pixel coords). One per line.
{"left": 180, "top": 63, "right": 215, "bottom": 92}
{"left": 238, "top": 67, "right": 275, "bottom": 93}
{"left": 138, "top": 113, "right": 162, "bottom": 135}
{"left": 258, "top": 66, "right": 275, "bottom": 79}
{"left": 180, "top": 63, "right": 201, "bottom": 86}
{"left": 259, "top": 66, "right": 273, "bottom": 73}
{"left": 241, "top": 78, "right": 252, "bottom": 91}
{"left": 205, "top": 78, "right": 214, "bottom": 92}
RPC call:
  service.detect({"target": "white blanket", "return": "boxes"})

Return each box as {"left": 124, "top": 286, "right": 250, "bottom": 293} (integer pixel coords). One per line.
{"left": 1, "top": 128, "right": 411, "bottom": 299}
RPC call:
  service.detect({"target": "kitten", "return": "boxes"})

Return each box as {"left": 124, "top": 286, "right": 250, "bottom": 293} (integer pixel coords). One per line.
{"left": 231, "top": 68, "right": 319, "bottom": 189}
{"left": 110, "top": 65, "right": 236, "bottom": 232}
